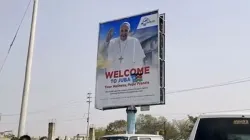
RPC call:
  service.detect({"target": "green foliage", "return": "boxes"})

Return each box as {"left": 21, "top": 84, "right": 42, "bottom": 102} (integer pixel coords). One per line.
{"left": 4, "top": 133, "right": 15, "bottom": 139}
{"left": 188, "top": 115, "right": 198, "bottom": 124}
{"left": 173, "top": 119, "right": 191, "bottom": 139}
{"left": 10, "top": 137, "right": 18, "bottom": 140}
{"left": 105, "top": 120, "right": 127, "bottom": 135}
{"left": 187, "top": 115, "right": 198, "bottom": 134}
{"left": 95, "top": 114, "right": 197, "bottom": 140}
{"left": 95, "top": 127, "right": 106, "bottom": 140}
{"left": 136, "top": 114, "right": 159, "bottom": 134}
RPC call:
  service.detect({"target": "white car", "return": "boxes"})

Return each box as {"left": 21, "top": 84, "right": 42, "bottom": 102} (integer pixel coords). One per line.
{"left": 100, "top": 134, "right": 164, "bottom": 140}
{"left": 189, "top": 113, "right": 250, "bottom": 140}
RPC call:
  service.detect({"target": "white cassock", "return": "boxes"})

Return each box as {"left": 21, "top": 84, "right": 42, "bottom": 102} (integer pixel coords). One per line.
{"left": 106, "top": 36, "right": 145, "bottom": 71}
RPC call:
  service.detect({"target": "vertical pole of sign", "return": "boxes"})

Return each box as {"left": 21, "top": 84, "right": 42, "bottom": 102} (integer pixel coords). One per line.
{"left": 17, "top": 0, "right": 39, "bottom": 137}
{"left": 126, "top": 106, "right": 137, "bottom": 134}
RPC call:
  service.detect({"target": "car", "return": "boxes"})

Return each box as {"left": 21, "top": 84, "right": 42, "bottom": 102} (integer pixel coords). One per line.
{"left": 189, "top": 113, "right": 250, "bottom": 140}
{"left": 100, "top": 134, "right": 164, "bottom": 140}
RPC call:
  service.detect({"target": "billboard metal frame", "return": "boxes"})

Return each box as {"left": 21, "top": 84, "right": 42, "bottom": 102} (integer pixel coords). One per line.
{"left": 99, "top": 10, "right": 159, "bottom": 24}
{"left": 95, "top": 10, "right": 166, "bottom": 110}
{"left": 159, "top": 13, "right": 166, "bottom": 105}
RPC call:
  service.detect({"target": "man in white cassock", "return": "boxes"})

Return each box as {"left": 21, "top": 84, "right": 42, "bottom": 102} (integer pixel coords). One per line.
{"left": 103, "top": 22, "right": 145, "bottom": 71}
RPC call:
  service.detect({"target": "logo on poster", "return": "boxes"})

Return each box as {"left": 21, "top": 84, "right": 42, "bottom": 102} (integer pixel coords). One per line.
{"left": 130, "top": 73, "right": 143, "bottom": 82}
{"left": 141, "top": 17, "right": 155, "bottom": 26}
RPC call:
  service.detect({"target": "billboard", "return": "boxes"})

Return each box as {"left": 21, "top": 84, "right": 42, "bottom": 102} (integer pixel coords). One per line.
{"left": 95, "top": 10, "right": 165, "bottom": 110}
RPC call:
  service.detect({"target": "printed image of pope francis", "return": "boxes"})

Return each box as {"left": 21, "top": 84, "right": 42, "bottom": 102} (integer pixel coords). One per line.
{"left": 102, "top": 22, "right": 146, "bottom": 71}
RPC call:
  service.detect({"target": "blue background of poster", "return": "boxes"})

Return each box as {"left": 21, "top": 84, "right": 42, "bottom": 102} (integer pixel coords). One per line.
{"left": 97, "top": 10, "right": 159, "bottom": 71}
{"left": 98, "top": 10, "right": 158, "bottom": 41}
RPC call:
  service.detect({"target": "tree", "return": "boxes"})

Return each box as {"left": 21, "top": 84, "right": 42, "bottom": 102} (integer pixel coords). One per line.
{"left": 11, "top": 137, "right": 19, "bottom": 140}
{"left": 136, "top": 114, "right": 159, "bottom": 134}
{"left": 188, "top": 115, "right": 198, "bottom": 124}
{"left": 173, "top": 119, "right": 191, "bottom": 140}
{"left": 162, "top": 121, "right": 179, "bottom": 140}
{"left": 187, "top": 115, "right": 198, "bottom": 133}
{"left": 95, "top": 127, "right": 106, "bottom": 140}
{"left": 4, "top": 133, "right": 15, "bottom": 139}
{"left": 105, "top": 120, "right": 127, "bottom": 135}
{"left": 136, "top": 114, "right": 179, "bottom": 140}
{"left": 100, "top": 114, "right": 198, "bottom": 139}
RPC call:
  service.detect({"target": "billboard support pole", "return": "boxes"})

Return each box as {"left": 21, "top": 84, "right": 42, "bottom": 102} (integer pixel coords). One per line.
{"left": 126, "top": 106, "right": 137, "bottom": 134}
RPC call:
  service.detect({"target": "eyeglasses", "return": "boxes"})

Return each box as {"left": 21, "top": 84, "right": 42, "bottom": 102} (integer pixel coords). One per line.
{"left": 120, "top": 29, "right": 128, "bottom": 33}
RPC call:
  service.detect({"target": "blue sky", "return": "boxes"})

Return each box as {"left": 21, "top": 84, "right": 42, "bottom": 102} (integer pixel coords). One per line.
{"left": 1, "top": 0, "right": 250, "bottom": 137}
{"left": 99, "top": 10, "right": 157, "bottom": 40}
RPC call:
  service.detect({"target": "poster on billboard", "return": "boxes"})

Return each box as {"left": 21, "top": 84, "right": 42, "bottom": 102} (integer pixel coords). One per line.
{"left": 95, "top": 10, "right": 164, "bottom": 110}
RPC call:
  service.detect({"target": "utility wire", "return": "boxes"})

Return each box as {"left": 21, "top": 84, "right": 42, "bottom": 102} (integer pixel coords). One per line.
{"left": 1, "top": 77, "right": 250, "bottom": 117}
{"left": 200, "top": 108, "right": 250, "bottom": 114}
{"left": 0, "top": 0, "right": 32, "bottom": 77}
{"left": 166, "top": 77, "right": 250, "bottom": 95}
{"left": 0, "top": 0, "right": 249, "bottom": 124}
{"left": 143, "top": 107, "right": 250, "bottom": 117}
{"left": 175, "top": 108, "right": 250, "bottom": 116}
{"left": 1, "top": 100, "right": 83, "bottom": 116}
{"left": 0, "top": 117, "right": 85, "bottom": 125}
{"left": 3, "top": 108, "right": 250, "bottom": 125}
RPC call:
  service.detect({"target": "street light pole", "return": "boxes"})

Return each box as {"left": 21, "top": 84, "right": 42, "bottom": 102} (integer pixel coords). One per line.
{"left": 17, "top": 0, "right": 39, "bottom": 137}
{"left": 86, "top": 92, "right": 92, "bottom": 140}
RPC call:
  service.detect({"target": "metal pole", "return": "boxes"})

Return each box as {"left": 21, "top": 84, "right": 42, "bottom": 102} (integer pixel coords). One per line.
{"left": 86, "top": 93, "right": 92, "bottom": 139}
{"left": 126, "top": 106, "right": 137, "bottom": 134}
{"left": 17, "top": 0, "right": 38, "bottom": 137}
